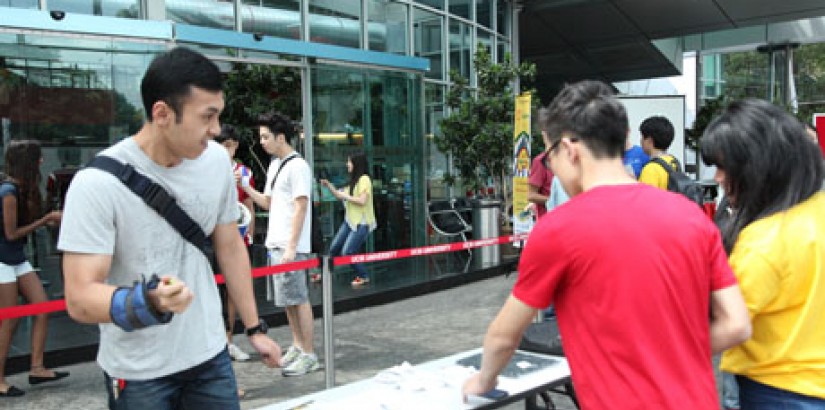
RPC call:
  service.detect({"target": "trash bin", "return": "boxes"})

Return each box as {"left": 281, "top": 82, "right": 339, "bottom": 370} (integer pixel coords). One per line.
{"left": 472, "top": 198, "right": 500, "bottom": 268}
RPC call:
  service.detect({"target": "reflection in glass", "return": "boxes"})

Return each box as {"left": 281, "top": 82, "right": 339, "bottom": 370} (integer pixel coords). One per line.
{"left": 312, "top": 66, "right": 424, "bottom": 255}
{"left": 414, "top": 8, "right": 443, "bottom": 80}
{"left": 478, "top": 29, "right": 492, "bottom": 59}
{"left": 415, "top": 0, "right": 443, "bottom": 10}
{"left": 449, "top": 0, "right": 470, "bottom": 19}
{"left": 496, "top": 3, "right": 508, "bottom": 36}
{"left": 368, "top": 0, "right": 408, "bottom": 54}
{"left": 309, "top": 0, "right": 362, "bottom": 48}
{"left": 241, "top": 0, "right": 302, "bottom": 40}
{"left": 166, "top": 0, "right": 235, "bottom": 30}
{"left": 1, "top": 0, "right": 37, "bottom": 8}
{"left": 449, "top": 20, "right": 472, "bottom": 79}
{"left": 47, "top": 0, "right": 139, "bottom": 17}
{"left": 497, "top": 36, "right": 510, "bottom": 64}
{"left": 425, "top": 83, "right": 448, "bottom": 201}
{"left": 476, "top": 0, "right": 492, "bottom": 28}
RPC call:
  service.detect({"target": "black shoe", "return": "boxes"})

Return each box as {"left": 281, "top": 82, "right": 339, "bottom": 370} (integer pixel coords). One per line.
{"left": 28, "top": 371, "right": 70, "bottom": 385}
{"left": 0, "top": 386, "right": 25, "bottom": 397}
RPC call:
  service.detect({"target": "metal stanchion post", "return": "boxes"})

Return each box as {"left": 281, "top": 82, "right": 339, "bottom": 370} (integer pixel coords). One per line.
{"left": 321, "top": 255, "right": 335, "bottom": 389}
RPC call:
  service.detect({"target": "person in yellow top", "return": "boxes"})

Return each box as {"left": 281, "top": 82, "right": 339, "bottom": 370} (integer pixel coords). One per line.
{"left": 637, "top": 116, "right": 678, "bottom": 189}
{"left": 320, "top": 151, "right": 377, "bottom": 287}
{"left": 701, "top": 99, "right": 825, "bottom": 409}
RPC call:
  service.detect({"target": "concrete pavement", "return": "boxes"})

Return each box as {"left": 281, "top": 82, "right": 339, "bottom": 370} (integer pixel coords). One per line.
{"left": 1, "top": 274, "right": 577, "bottom": 410}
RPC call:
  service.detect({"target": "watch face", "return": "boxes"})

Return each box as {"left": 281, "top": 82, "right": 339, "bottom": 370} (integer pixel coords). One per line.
{"left": 259, "top": 319, "right": 268, "bottom": 333}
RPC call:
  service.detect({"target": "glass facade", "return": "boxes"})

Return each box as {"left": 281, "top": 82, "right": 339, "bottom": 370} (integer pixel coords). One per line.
{"left": 0, "top": 0, "right": 516, "bottom": 360}
{"left": 700, "top": 42, "right": 825, "bottom": 120}
{"left": 48, "top": 0, "right": 140, "bottom": 17}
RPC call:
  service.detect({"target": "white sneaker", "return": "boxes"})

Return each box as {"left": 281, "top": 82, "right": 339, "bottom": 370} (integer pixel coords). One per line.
{"left": 282, "top": 353, "right": 320, "bottom": 377}
{"left": 281, "top": 345, "right": 302, "bottom": 368}
{"left": 228, "top": 343, "right": 250, "bottom": 362}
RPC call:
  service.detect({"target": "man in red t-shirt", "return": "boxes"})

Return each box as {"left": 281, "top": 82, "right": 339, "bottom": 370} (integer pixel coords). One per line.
{"left": 462, "top": 80, "right": 751, "bottom": 409}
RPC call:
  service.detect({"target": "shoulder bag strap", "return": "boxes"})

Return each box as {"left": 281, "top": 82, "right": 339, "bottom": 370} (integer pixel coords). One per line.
{"left": 650, "top": 157, "right": 676, "bottom": 177}
{"left": 86, "top": 155, "right": 210, "bottom": 257}
{"left": 270, "top": 154, "right": 298, "bottom": 190}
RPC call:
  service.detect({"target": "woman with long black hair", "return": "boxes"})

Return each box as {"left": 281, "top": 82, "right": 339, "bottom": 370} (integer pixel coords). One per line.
{"left": 319, "top": 151, "right": 376, "bottom": 287}
{"left": 702, "top": 99, "right": 825, "bottom": 409}
{"left": 0, "top": 140, "right": 68, "bottom": 398}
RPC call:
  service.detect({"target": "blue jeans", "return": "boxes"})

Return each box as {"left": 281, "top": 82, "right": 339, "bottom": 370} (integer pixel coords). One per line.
{"left": 737, "top": 376, "right": 825, "bottom": 410}
{"left": 329, "top": 222, "right": 370, "bottom": 279}
{"left": 722, "top": 371, "right": 740, "bottom": 409}
{"left": 105, "top": 348, "right": 239, "bottom": 410}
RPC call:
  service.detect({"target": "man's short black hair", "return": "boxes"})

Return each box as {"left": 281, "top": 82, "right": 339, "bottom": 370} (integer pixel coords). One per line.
{"left": 544, "top": 80, "right": 627, "bottom": 159}
{"left": 141, "top": 47, "right": 223, "bottom": 122}
{"left": 255, "top": 111, "right": 297, "bottom": 144}
{"left": 639, "top": 116, "right": 675, "bottom": 150}
{"left": 214, "top": 124, "right": 239, "bottom": 144}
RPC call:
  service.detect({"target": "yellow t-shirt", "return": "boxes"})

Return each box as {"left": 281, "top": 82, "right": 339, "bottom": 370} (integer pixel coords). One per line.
{"left": 720, "top": 191, "right": 825, "bottom": 399}
{"left": 638, "top": 154, "right": 678, "bottom": 190}
{"left": 344, "top": 175, "right": 377, "bottom": 232}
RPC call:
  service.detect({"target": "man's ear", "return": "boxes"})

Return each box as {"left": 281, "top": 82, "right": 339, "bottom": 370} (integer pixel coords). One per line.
{"left": 152, "top": 100, "right": 174, "bottom": 127}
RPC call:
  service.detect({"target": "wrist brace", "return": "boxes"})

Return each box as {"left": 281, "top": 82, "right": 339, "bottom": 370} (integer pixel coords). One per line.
{"left": 110, "top": 275, "right": 174, "bottom": 332}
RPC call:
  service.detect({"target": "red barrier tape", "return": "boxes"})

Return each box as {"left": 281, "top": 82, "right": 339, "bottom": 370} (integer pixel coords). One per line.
{"left": 0, "top": 299, "right": 67, "bottom": 321}
{"left": 0, "top": 234, "right": 523, "bottom": 320}
{"left": 0, "top": 258, "right": 320, "bottom": 321}
{"left": 213, "top": 258, "right": 320, "bottom": 285}
{"left": 332, "top": 233, "right": 528, "bottom": 266}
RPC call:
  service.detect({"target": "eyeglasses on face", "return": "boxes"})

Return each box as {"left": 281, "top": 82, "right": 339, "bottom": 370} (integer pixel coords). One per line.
{"left": 549, "top": 136, "right": 579, "bottom": 154}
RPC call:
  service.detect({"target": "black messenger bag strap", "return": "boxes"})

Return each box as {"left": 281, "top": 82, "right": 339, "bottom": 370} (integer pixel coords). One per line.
{"left": 86, "top": 155, "right": 211, "bottom": 258}
{"left": 270, "top": 154, "right": 298, "bottom": 190}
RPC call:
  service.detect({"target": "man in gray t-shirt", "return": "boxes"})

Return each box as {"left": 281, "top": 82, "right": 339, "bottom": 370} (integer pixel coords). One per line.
{"left": 58, "top": 47, "right": 281, "bottom": 410}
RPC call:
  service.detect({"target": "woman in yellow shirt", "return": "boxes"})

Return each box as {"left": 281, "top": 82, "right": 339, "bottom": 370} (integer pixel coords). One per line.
{"left": 320, "top": 151, "right": 377, "bottom": 287}
{"left": 701, "top": 99, "right": 825, "bottom": 409}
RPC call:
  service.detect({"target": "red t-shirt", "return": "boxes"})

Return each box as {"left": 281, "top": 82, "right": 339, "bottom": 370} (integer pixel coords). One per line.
{"left": 528, "top": 152, "right": 553, "bottom": 218}
{"left": 234, "top": 162, "right": 255, "bottom": 246}
{"left": 514, "top": 184, "right": 736, "bottom": 409}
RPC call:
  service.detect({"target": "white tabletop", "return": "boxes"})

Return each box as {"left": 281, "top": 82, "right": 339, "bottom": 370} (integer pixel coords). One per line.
{"left": 256, "top": 348, "right": 571, "bottom": 410}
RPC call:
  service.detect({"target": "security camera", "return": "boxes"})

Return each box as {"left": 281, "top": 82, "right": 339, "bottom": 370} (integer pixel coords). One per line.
{"left": 253, "top": 33, "right": 264, "bottom": 41}
{"left": 50, "top": 10, "right": 66, "bottom": 21}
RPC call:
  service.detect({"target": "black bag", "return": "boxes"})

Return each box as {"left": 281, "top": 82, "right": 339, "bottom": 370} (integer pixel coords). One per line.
{"left": 519, "top": 321, "right": 565, "bottom": 356}
{"left": 651, "top": 157, "right": 704, "bottom": 207}
{"left": 271, "top": 155, "right": 324, "bottom": 254}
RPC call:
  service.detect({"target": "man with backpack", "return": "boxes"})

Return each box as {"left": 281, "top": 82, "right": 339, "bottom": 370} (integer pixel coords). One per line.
{"left": 638, "top": 115, "right": 704, "bottom": 206}
{"left": 638, "top": 115, "right": 678, "bottom": 189}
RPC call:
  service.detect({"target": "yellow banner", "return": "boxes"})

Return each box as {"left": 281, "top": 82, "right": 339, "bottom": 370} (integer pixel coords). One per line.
{"left": 512, "top": 92, "right": 532, "bottom": 236}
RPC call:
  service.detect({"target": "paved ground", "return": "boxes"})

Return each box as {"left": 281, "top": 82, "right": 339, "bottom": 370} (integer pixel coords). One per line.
{"left": 1, "top": 274, "right": 577, "bottom": 410}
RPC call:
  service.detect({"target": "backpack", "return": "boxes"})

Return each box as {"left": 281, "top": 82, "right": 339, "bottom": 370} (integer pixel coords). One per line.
{"left": 272, "top": 155, "right": 325, "bottom": 254}
{"left": 651, "top": 157, "right": 704, "bottom": 207}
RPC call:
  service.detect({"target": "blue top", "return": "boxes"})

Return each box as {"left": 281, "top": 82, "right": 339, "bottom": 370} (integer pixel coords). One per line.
{"left": 0, "top": 182, "right": 26, "bottom": 265}
{"left": 623, "top": 145, "right": 650, "bottom": 179}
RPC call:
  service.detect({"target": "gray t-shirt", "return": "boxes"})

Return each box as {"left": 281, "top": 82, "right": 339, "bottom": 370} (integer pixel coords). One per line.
{"left": 57, "top": 138, "right": 238, "bottom": 380}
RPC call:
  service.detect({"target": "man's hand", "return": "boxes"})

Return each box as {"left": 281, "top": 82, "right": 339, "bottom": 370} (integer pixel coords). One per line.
{"left": 148, "top": 276, "right": 194, "bottom": 314}
{"left": 234, "top": 167, "right": 251, "bottom": 188}
{"left": 462, "top": 372, "right": 498, "bottom": 403}
{"left": 249, "top": 334, "right": 283, "bottom": 368}
{"left": 280, "top": 246, "right": 297, "bottom": 263}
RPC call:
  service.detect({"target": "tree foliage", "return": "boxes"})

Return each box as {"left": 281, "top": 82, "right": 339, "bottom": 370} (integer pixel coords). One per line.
{"left": 436, "top": 45, "right": 535, "bottom": 195}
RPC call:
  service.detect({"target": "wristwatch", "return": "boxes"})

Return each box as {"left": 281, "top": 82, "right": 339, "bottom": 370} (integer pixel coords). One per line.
{"left": 245, "top": 318, "right": 268, "bottom": 337}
